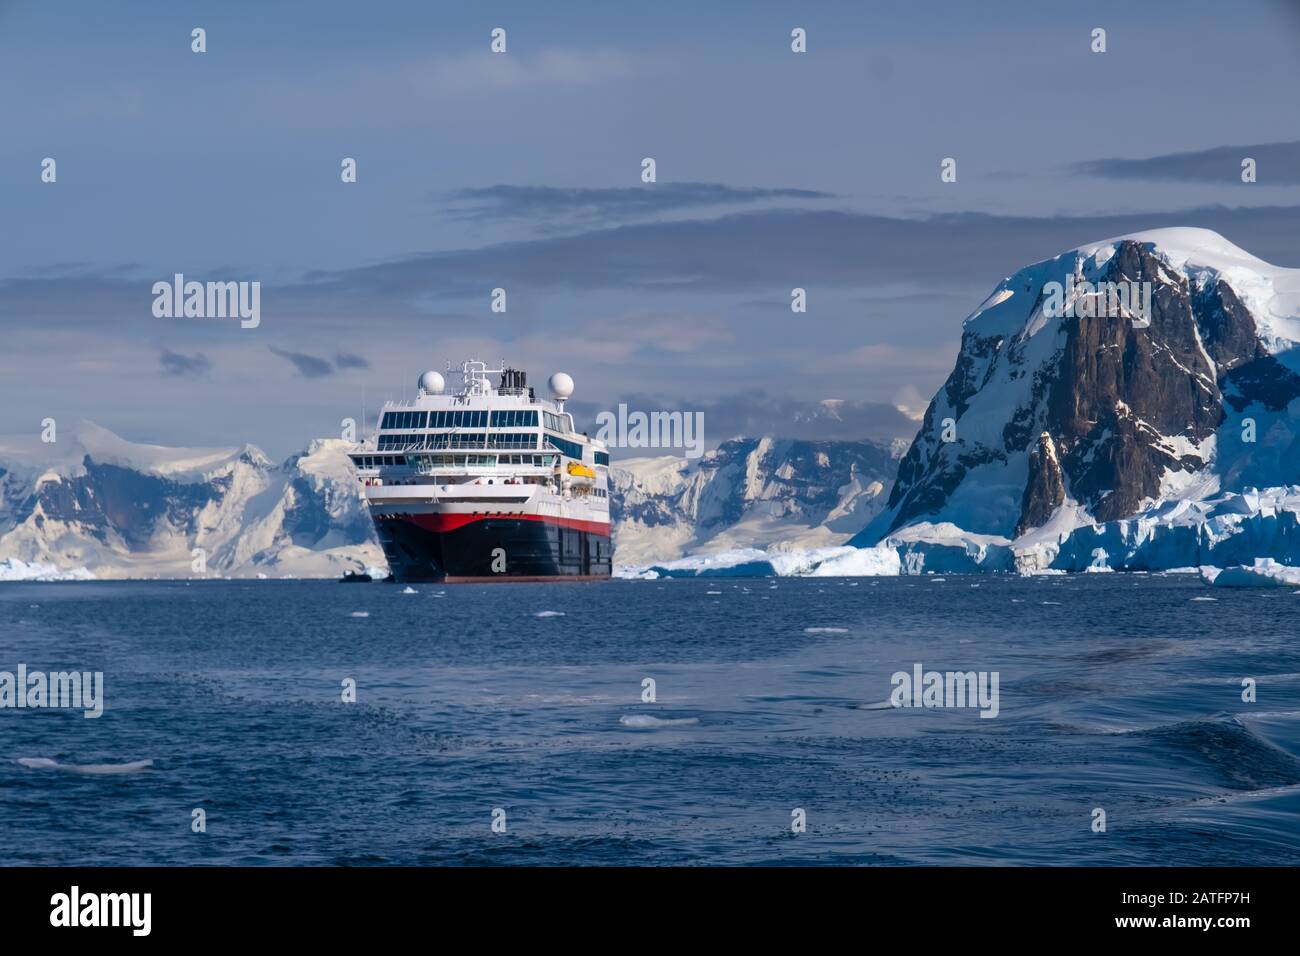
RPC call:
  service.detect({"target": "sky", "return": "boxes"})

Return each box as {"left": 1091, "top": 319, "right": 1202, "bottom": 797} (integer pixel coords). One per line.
{"left": 3, "top": 0, "right": 1300, "bottom": 458}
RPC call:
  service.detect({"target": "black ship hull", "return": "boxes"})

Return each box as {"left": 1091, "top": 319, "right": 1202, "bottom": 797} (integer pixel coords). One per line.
{"left": 373, "top": 512, "right": 613, "bottom": 582}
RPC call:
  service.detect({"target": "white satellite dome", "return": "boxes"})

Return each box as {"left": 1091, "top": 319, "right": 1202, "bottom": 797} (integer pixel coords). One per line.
{"left": 418, "top": 370, "right": 444, "bottom": 394}
{"left": 548, "top": 372, "right": 574, "bottom": 400}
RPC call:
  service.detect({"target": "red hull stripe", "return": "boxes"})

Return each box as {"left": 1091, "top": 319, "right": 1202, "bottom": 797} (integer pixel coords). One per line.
{"left": 398, "top": 512, "right": 612, "bottom": 536}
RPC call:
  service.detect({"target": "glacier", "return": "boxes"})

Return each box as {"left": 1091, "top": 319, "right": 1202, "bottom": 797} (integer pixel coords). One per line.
{"left": 0, "top": 558, "right": 96, "bottom": 582}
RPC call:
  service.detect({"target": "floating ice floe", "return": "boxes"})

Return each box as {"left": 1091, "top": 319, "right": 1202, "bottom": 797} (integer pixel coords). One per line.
{"left": 615, "top": 545, "right": 901, "bottom": 579}
{"left": 0, "top": 559, "right": 96, "bottom": 582}
{"left": 855, "top": 700, "right": 896, "bottom": 711}
{"left": 1203, "top": 559, "right": 1300, "bottom": 588}
{"left": 17, "top": 757, "right": 153, "bottom": 775}
{"left": 619, "top": 714, "right": 700, "bottom": 729}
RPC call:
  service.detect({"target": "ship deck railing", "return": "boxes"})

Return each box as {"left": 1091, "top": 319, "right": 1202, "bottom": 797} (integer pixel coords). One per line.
{"left": 379, "top": 387, "right": 538, "bottom": 409}
{"left": 375, "top": 438, "right": 545, "bottom": 452}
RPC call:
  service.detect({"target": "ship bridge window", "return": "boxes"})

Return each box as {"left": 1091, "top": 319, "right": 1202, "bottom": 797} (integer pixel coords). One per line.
{"left": 490, "top": 409, "right": 539, "bottom": 428}
{"left": 428, "top": 410, "right": 488, "bottom": 429}
{"left": 543, "top": 411, "right": 571, "bottom": 433}
{"left": 424, "top": 432, "right": 487, "bottom": 449}
{"left": 594, "top": 451, "right": 609, "bottom": 467}
{"left": 416, "top": 453, "right": 498, "bottom": 467}
{"left": 378, "top": 433, "right": 424, "bottom": 450}
{"left": 487, "top": 432, "right": 539, "bottom": 449}
{"left": 380, "top": 410, "right": 427, "bottom": 430}
{"left": 545, "top": 434, "right": 584, "bottom": 460}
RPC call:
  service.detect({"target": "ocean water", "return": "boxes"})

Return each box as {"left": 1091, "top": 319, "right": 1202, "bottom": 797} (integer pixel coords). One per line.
{"left": 2, "top": 574, "right": 1299, "bottom": 866}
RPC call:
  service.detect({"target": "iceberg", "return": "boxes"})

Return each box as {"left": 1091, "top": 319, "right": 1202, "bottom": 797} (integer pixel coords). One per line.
{"left": 615, "top": 544, "right": 901, "bottom": 579}
{"left": 0, "top": 558, "right": 96, "bottom": 582}
{"left": 1204, "top": 559, "right": 1300, "bottom": 588}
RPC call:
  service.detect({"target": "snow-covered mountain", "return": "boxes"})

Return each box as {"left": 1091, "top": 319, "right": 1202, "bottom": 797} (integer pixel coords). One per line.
{"left": 849, "top": 227, "right": 1300, "bottom": 572}
{"left": 0, "top": 423, "right": 382, "bottom": 579}
{"left": 610, "top": 437, "right": 901, "bottom": 564}
{"left": 0, "top": 424, "right": 900, "bottom": 579}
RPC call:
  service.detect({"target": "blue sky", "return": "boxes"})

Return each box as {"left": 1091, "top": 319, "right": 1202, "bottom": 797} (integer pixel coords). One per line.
{"left": 3, "top": 0, "right": 1300, "bottom": 456}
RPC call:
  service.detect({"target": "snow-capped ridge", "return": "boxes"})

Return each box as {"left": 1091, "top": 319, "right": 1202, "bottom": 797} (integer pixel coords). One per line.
{"left": 611, "top": 436, "right": 898, "bottom": 565}
{"left": 0, "top": 423, "right": 381, "bottom": 579}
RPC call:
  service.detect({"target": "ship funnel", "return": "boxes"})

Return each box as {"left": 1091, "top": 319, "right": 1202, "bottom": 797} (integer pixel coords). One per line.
{"left": 499, "top": 368, "right": 528, "bottom": 392}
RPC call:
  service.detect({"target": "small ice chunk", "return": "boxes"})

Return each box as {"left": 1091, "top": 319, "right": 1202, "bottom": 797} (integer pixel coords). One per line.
{"left": 619, "top": 714, "right": 699, "bottom": 729}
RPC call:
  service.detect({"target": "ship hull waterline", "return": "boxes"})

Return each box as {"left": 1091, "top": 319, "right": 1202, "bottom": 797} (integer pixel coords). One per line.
{"left": 372, "top": 512, "right": 613, "bottom": 583}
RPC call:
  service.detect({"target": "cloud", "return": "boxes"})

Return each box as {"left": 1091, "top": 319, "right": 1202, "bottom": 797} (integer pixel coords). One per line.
{"left": 159, "top": 349, "right": 211, "bottom": 378}
{"left": 269, "top": 347, "right": 333, "bottom": 378}
{"left": 9, "top": 203, "right": 1300, "bottom": 335}
{"left": 445, "top": 183, "right": 835, "bottom": 226}
{"left": 334, "top": 352, "right": 369, "bottom": 369}
{"left": 10, "top": 201, "right": 1300, "bottom": 342}
{"left": 833, "top": 342, "right": 959, "bottom": 373}
{"left": 567, "top": 393, "right": 918, "bottom": 446}
{"left": 1071, "top": 141, "right": 1300, "bottom": 185}
{"left": 405, "top": 48, "right": 649, "bottom": 97}
{"left": 290, "top": 203, "right": 1300, "bottom": 308}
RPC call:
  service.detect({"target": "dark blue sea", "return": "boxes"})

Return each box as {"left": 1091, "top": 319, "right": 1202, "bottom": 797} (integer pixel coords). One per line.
{"left": 3, "top": 575, "right": 1299, "bottom": 866}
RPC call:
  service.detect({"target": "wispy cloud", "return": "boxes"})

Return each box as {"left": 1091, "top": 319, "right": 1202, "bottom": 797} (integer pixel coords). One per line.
{"left": 291, "top": 203, "right": 1300, "bottom": 306}
{"left": 1071, "top": 141, "right": 1300, "bottom": 185}
{"left": 10, "top": 202, "right": 1300, "bottom": 333}
{"left": 568, "top": 393, "right": 918, "bottom": 445}
{"left": 334, "top": 352, "right": 370, "bottom": 369}
{"left": 404, "top": 48, "right": 650, "bottom": 97}
{"left": 159, "top": 349, "right": 211, "bottom": 378}
{"left": 444, "top": 183, "right": 835, "bottom": 226}
{"left": 269, "top": 347, "right": 333, "bottom": 379}
{"left": 267, "top": 348, "right": 370, "bottom": 377}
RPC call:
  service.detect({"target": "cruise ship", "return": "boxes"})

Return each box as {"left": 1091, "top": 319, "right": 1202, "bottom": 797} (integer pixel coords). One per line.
{"left": 348, "top": 361, "right": 612, "bottom": 582}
